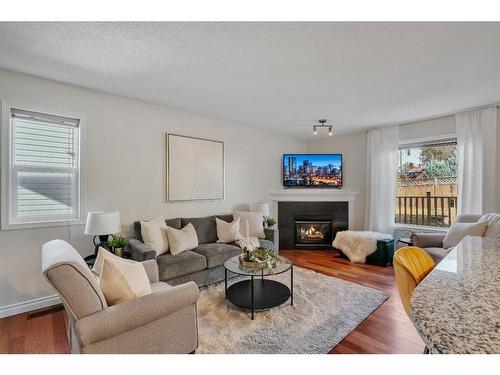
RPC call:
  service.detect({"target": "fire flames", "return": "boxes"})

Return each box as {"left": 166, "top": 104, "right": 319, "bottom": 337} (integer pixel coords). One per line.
{"left": 299, "top": 225, "right": 325, "bottom": 240}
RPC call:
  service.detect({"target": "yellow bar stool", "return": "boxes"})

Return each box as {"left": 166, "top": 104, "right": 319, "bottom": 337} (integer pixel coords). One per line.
{"left": 393, "top": 246, "right": 435, "bottom": 353}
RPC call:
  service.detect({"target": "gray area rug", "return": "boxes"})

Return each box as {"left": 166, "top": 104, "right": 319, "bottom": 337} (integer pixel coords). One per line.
{"left": 196, "top": 266, "right": 388, "bottom": 353}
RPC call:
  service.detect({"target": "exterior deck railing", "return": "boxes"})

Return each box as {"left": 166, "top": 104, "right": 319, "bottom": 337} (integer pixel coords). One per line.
{"left": 395, "top": 192, "right": 457, "bottom": 227}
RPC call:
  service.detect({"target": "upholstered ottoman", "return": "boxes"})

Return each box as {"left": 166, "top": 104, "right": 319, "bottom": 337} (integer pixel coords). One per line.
{"left": 333, "top": 230, "right": 394, "bottom": 265}
{"left": 365, "top": 239, "right": 395, "bottom": 265}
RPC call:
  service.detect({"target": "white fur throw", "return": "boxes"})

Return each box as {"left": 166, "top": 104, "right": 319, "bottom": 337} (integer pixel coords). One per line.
{"left": 332, "top": 231, "right": 393, "bottom": 263}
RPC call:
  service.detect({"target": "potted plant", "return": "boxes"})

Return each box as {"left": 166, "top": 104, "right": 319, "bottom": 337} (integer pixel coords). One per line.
{"left": 251, "top": 247, "right": 279, "bottom": 269}
{"left": 108, "top": 234, "right": 129, "bottom": 258}
{"left": 265, "top": 217, "right": 277, "bottom": 228}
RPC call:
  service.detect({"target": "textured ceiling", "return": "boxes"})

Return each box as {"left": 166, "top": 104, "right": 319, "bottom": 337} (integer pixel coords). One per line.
{"left": 1, "top": 22, "right": 500, "bottom": 139}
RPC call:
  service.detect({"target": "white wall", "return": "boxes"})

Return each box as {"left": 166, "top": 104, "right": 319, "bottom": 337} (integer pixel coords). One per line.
{"left": 0, "top": 69, "right": 305, "bottom": 313}
{"left": 305, "top": 132, "right": 368, "bottom": 230}
{"left": 307, "top": 114, "right": 500, "bottom": 230}
{"left": 398, "top": 116, "right": 456, "bottom": 140}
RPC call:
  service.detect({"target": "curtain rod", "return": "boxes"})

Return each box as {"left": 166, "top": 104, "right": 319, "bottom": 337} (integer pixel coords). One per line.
{"left": 388, "top": 102, "right": 499, "bottom": 128}
{"left": 402, "top": 102, "right": 499, "bottom": 125}
{"left": 333, "top": 102, "right": 499, "bottom": 136}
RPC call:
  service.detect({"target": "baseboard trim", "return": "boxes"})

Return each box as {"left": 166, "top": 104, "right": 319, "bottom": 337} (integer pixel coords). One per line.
{"left": 0, "top": 294, "right": 61, "bottom": 318}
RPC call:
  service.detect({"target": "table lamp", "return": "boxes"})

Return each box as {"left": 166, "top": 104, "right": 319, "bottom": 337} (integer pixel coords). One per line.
{"left": 84, "top": 211, "right": 121, "bottom": 256}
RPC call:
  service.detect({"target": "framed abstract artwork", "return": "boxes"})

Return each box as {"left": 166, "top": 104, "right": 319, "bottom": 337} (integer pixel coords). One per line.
{"left": 166, "top": 133, "right": 225, "bottom": 201}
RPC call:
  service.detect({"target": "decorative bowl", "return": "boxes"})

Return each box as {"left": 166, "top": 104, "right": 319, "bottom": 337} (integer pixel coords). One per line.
{"left": 239, "top": 254, "right": 266, "bottom": 269}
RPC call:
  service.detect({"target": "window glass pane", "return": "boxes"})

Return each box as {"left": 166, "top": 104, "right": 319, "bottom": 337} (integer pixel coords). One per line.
{"left": 8, "top": 110, "right": 80, "bottom": 226}
{"left": 396, "top": 141, "right": 458, "bottom": 227}
{"left": 14, "top": 118, "right": 76, "bottom": 168}
{"left": 16, "top": 171, "right": 75, "bottom": 219}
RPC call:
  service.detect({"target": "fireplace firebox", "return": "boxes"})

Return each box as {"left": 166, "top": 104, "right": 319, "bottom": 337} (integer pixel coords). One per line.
{"left": 277, "top": 201, "right": 348, "bottom": 250}
{"left": 294, "top": 218, "right": 333, "bottom": 249}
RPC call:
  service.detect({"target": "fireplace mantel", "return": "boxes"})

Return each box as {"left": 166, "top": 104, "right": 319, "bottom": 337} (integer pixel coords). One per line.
{"left": 269, "top": 188, "right": 359, "bottom": 202}
{"left": 269, "top": 188, "right": 359, "bottom": 230}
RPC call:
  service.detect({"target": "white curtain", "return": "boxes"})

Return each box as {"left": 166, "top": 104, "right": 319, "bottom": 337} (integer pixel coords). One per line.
{"left": 456, "top": 107, "right": 497, "bottom": 214}
{"left": 364, "top": 125, "right": 399, "bottom": 234}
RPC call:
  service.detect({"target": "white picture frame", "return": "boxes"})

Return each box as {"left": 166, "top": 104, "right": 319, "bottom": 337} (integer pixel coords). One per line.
{"left": 167, "top": 133, "right": 225, "bottom": 201}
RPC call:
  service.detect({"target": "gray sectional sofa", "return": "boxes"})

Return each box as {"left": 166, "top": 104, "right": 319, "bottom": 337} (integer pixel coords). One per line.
{"left": 128, "top": 214, "right": 279, "bottom": 287}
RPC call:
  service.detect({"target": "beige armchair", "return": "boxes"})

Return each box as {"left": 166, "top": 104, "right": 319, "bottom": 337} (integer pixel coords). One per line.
{"left": 412, "top": 213, "right": 500, "bottom": 263}
{"left": 42, "top": 239, "right": 200, "bottom": 354}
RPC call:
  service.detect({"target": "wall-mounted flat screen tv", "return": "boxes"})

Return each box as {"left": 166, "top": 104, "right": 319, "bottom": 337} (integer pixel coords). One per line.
{"left": 283, "top": 154, "right": 342, "bottom": 188}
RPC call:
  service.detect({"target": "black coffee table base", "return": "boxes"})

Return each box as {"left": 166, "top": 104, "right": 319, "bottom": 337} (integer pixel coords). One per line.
{"left": 225, "top": 269, "right": 293, "bottom": 320}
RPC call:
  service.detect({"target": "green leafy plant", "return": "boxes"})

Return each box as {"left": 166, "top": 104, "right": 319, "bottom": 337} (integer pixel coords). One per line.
{"left": 251, "top": 246, "right": 279, "bottom": 268}
{"left": 108, "top": 234, "right": 129, "bottom": 249}
{"left": 265, "top": 217, "right": 277, "bottom": 227}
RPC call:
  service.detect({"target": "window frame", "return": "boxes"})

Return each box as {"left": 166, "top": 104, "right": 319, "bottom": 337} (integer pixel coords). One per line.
{"left": 1, "top": 101, "right": 86, "bottom": 230}
{"left": 395, "top": 133, "right": 458, "bottom": 231}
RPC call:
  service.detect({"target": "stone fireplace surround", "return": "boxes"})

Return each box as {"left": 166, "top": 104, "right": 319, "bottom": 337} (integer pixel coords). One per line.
{"left": 269, "top": 189, "right": 359, "bottom": 251}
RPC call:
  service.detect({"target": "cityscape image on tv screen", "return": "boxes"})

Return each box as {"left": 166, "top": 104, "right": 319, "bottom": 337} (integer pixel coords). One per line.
{"left": 283, "top": 154, "right": 342, "bottom": 187}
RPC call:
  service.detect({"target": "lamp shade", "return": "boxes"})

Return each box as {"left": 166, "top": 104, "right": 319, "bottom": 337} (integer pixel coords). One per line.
{"left": 249, "top": 202, "right": 270, "bottom": 217}
{"left": 84, "top": 211, "right": 121, "bottom": 235}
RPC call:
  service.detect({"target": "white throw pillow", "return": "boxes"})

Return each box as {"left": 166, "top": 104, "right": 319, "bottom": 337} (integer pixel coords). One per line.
{"left": 99, "top": 257, "right": 151, "bottom": 306}
{"left": 216, "top": 217, "right": 242, "bottom": 243}
{"left": 141, "top": 216, "right": 169, "bottom": 255}
{"left": 92, "top": 247, "right": 135, "bottom": 277}
{"left": 164, "top": 223, "right": 199, "bottom": 255}
{"left": 234, "top": 211, "right": 266, "bottom": 239}
{"left": 443, "top": 221, "right": 488, "bottom": 248}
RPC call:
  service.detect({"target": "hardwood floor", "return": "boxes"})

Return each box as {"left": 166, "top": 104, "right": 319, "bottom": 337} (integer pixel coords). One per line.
{"left": 0, "top": 305, "right": 70, "bottom": 354}
{"left": 0, "top": 249, "right": 424, "bottom": 354}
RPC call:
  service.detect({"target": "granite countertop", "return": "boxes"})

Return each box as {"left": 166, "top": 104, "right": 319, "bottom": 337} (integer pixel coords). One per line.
{"left": 411, "top": 236, "right": 500, "bottom": 354}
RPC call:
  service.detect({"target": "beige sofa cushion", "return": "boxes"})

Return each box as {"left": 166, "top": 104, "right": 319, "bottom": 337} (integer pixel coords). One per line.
{"left": 92, "top": 247, "right": 135, "bottom": 277}
{"left": 164, "top": 223, "right": 199, "bottom": 256}
{"left": 443, "top": 221, "right": 488, "bottom": 248}
{"left": 141, "top": 216, "right": 169, "bottom": 255}
{"left": 234, "top": 211, "right": 265, "bottom": 239}
{"left": 216, "top": 217, "right": 242, "bottom": 243}
{"left": 99, "top": 257, "right": 152, "bottom": 306}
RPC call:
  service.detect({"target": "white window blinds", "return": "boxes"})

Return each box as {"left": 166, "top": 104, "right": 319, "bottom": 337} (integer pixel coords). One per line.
{"left": 9, "top": 108, "right": 81, "bottom": 224}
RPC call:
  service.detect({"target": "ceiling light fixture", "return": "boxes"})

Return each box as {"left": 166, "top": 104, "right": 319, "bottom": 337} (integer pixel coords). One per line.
{"left": 312, "top": 119, "right": 334, "bottom": 136}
